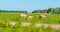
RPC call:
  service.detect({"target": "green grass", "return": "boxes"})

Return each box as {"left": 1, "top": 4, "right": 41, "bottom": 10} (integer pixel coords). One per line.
{"left": 0, "top": 13, "right": 60, "bottom": 32}
{"left": 0, "top": 25, "right": 60, "bottom": 32}
{"left": 0, "top": 13, "right": 60, "bottom": 24}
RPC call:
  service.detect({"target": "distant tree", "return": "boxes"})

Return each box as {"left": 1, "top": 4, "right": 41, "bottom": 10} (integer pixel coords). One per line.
{"left": 46, "top": 8, "right": 60, "bottom": 14}
{"left": 32, "top": 7, "right": 60, "bottom": 14}
{"left": 32, "top": 10, "right": 43, "bottom": 13}
{"left": 42, "top": 9, "right": 47, "bottom": 13}
{"left": 46, "top": 8, "right": 53, "bottom": 13}
{"left": 0, "top": 10, "right": 27, "bottom": 13}
{"left": 53, "top": 8, "right": 60, "bottom": 14}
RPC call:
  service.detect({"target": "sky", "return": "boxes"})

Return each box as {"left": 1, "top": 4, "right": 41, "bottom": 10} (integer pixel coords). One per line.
{"left": 0, "top": 0, "right": 60, "bottom": 12}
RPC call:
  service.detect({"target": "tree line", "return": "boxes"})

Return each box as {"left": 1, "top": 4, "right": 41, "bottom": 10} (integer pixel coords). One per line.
{"left": 0, "top": 10, "right": 27, "bottom": 13}
{"left": 32, "top": 7, "right": 60, "bottom": 14}
{"left": 0, "top": 7, "right": 60, "bottom": 14}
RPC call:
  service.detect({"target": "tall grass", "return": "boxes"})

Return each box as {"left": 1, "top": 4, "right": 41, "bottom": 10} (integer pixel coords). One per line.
{"left": 0, "top": 13, "right": 60, "bottom": 32}
{"left": 0, "top": 13, "right": 60, "bottom": 24}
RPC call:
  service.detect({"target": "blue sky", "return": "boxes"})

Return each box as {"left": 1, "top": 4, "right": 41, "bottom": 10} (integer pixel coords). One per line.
{"left": 0, "top": 0, "right": 60, "bottom": 12}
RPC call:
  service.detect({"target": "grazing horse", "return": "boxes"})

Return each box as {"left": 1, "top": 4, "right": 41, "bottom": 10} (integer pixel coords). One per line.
{"left": 22, "top": 22, "right": 31, "bottom": 27}
{"left": 39, "top": 13, "right": 48, "bottom": 19}
{"left": 20, "top": 13, "right": 28, "bottom": 18}
{"left": 28, "top": 16, "right": 33, "bottom": 19}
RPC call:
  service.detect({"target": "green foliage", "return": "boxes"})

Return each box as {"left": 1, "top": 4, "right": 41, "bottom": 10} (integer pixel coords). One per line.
{"left": 0, "top": 10, "right": 27, "bottom": 13}
{"left": 0, "top": 7, "right": 60, "bottom": 14}
{"left": 32, "top": 7, "right": 60, "bottom": 14}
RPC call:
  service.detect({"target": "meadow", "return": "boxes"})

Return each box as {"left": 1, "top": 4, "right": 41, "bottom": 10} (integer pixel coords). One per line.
{"left": 0, "top": 13, "right": 60, "bottom": 32}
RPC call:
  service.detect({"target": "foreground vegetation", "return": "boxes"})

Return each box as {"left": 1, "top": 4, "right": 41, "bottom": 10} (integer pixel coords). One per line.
{"left": 0, "top": 13, "right": 60, "bottom": 32}
{"left": 0, "top": 25, "right": 60, "bottom": 32}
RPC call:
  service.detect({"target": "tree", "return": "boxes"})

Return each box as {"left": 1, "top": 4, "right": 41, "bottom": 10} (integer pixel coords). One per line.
{"left": 32, "top": 10, "right": 43, "bottom": 13}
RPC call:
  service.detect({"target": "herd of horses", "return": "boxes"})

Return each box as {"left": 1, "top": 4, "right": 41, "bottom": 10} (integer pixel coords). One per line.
{"left": 20, "top": 13, "right": 49, "bottom": 19}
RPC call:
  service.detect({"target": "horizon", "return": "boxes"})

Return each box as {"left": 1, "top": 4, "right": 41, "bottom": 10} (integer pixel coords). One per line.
{"left": 0, "top": 0, "right": 60, "bottom": 12}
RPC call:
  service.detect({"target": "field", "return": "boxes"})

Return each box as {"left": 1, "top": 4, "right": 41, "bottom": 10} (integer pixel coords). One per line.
{"left": 0, "top": 13, "right": 60, "bottom": 32}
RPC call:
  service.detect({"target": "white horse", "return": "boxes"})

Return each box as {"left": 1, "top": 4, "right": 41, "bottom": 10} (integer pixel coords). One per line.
{"left": 20, "top": 13, "right": 28, "bottom": 18}
{"left": 39, "top": 13, "right": 48, "bottom": 18}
